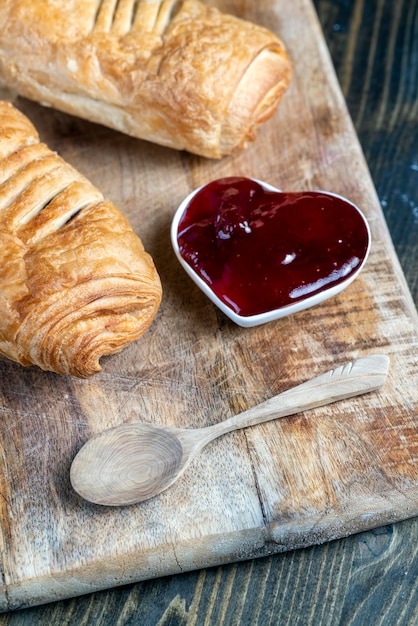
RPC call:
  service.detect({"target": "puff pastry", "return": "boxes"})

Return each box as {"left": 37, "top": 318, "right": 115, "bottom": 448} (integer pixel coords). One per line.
{"left": 0, "top": 101, "right": 162, "bottom": 377}
{"left": 0, "top": 0, "right": 292, "bottom": 158}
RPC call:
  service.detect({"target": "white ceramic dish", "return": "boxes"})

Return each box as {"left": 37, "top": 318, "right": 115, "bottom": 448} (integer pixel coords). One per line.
{"left": 170, "top": 178, "right": 371, "bottom": 327}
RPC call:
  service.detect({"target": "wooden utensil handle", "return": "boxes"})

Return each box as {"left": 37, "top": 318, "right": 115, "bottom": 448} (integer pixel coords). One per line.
{"left": 208, "top": 354, "right": 389, "bottom": 438}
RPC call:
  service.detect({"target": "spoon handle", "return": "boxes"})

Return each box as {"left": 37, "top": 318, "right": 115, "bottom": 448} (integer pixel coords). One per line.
{"left": 205, "top": 354, "right": 389, "bottom": 439}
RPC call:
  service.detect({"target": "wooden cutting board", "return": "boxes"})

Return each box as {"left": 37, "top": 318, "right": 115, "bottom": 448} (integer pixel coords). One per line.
{"left": 0, "top": 0, "right": 417, "bottom": 612}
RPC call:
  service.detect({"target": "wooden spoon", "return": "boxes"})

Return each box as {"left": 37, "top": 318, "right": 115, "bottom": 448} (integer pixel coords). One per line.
{"left": 70, "top": 354, "right": 389, "bottom": 506}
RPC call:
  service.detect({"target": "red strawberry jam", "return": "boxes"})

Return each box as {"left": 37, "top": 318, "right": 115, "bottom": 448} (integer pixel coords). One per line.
{"left": 176, "top": 177, "right": 370, "bottom": 318}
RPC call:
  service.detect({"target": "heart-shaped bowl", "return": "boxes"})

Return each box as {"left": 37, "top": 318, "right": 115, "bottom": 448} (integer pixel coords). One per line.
{"left": 171, "top": 177, "right": 371, "bottom": 327}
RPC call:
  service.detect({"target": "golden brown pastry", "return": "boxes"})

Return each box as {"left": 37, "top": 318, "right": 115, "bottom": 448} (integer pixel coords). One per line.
{"left": 0, "top": 100, "right": 162, "bottom": 377}
{"left": 0, "top": 0, "right": 292, "bottom": 158}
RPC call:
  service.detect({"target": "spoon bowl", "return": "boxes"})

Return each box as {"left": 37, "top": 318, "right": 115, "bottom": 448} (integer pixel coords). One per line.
{"left": 73, "top": 424, "right": 183, "bottom": 506}
{"left": 70, "top": 354, "right": 389, "bottom": 506}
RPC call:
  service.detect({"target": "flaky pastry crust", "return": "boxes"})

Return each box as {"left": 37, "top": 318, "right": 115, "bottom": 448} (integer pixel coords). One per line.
{"left": 0, "top": 101, "right": 162, "bottom": 377}
{"left": 0, "top": 0, "right": 292, "bottom": 158}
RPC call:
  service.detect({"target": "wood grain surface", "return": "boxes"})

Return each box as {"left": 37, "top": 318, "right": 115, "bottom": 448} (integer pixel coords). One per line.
{"left": 0, "top": 0, "right": 417, "bottom": 623}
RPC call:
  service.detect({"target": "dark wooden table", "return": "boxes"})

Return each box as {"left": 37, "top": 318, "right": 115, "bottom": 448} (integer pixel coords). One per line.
{"left": 1, "top": 0, "right": 417, "bottom": 624}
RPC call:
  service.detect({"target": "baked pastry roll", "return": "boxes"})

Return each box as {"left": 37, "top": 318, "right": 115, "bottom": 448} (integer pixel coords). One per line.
{"left": 0, "top": 0, "right": 292, "bottom": 158}
{"left": 0, "top": 100, "right": 162, "bottom": 377}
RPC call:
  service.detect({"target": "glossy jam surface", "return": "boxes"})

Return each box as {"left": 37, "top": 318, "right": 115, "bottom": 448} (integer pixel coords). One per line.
{"left": 176, "top": 177, "right": 370, "bottom": 318}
